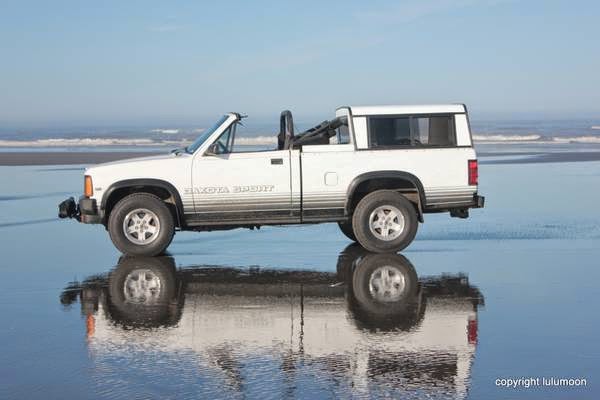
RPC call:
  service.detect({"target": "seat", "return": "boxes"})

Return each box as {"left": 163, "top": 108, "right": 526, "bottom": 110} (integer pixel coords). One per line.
{"left": 277, "top": 110, "right": 295, "bottom": 150}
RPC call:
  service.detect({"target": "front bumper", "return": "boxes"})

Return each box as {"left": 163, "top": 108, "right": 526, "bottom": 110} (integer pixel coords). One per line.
{"left": 58, "top": 196, "right": 102, "bottom": 224}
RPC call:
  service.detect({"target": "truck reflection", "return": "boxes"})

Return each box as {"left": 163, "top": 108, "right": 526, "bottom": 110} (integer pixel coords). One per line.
{"left": 61, "top": 244, "right": 484, "bottom": 399}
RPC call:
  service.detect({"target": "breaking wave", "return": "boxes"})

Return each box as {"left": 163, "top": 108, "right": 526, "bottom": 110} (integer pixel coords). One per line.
{"left": 472, "top": 134, "right": 600, "bottom": 144}
{"left": 472, "top": 134, "right": 542, "bottom": 142}
{"left": 150, "top": 129, "right": 180, "bottom": 135}
{"left": 235, "top": 136, "right": 277, "bottom": 145}
{"left": 551, "top": 136, "right": 600, "bottom": 144}
{"left": 1, "top": 134, "right": 600, "bottom": 147}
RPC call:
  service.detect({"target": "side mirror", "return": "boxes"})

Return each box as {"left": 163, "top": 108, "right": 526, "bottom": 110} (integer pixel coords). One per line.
{"left": 205, "top": 143, "right": 219, "bottom": 156}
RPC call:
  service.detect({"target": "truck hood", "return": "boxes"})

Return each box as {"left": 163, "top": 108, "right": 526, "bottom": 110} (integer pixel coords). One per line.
{"left": 90, "top": 152, "right": 189, "bottom": 169}
{"left": 84, "top": 152, "right": 193, "bottom": 184}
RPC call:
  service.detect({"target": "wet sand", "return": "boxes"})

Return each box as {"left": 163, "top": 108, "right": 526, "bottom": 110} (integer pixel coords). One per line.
{"left": 1, "top": 160, "right": 599, "bottom": 399}
{"left": 480, "top": 150, "right": 600, "bottom": 164}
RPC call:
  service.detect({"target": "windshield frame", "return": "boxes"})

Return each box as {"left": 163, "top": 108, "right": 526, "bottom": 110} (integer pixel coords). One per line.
{"left": 186, "top": 114, "right": 234, "bottom": 154}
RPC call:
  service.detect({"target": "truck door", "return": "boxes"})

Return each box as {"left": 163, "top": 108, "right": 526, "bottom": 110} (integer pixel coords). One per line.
{"left": 299, "top": 108, "right": 355, "bottom": 222}
{"left": 189, "top": 124, "right": 300, "bottom": 225}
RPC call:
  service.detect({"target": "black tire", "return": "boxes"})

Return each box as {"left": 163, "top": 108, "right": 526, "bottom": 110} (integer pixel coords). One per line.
{"left": 348, "top": 252, "right": 423, "bottom": 331}
{"left": 338, "top": 219, "right": 357, "bottom": 242}
{"left": 108, "top": 193, "right": 175, "bottom": 256}
{"left": 107, "top": 256, "right": 181, "bottom": 328}
{"left": 352, "top": 190, "right": 418, "bottom": 253}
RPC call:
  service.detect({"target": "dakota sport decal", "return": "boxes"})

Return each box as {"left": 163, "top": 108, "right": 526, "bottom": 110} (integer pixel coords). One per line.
{"left": 184, "top": 185, "right": 275, "bottom": 195}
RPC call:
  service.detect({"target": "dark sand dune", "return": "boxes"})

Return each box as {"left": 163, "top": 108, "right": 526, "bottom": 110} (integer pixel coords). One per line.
{"left": 480, "top": 151, "right": 600, "bottom": 164}
{"left": 0, "top": 151, "right": 160, "bottom": 166}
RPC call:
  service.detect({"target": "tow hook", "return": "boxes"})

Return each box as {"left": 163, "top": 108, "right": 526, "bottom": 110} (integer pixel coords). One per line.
{"left": 58, "top": 197, "right": 80, "bottom": 220}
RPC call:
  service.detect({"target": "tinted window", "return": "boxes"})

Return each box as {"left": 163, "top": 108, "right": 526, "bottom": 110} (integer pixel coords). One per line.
{"left": 413, "top": 116, "right": 455, "bottom": 146}
{"left": 369, "top": 117, "right": 411, "bottom": 147}
{"left": 368, "top": 115, "right": 455, "bottom": 148}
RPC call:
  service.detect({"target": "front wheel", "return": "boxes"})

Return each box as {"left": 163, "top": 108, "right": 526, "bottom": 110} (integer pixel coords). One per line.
{"left": 352, "top": 190, "right": 418, "bottom": 253}
{"left": 108, "top": 193, "right": 175, "bottom": 256}
{"left": 107, "top": 256, "right": 181, "bottom": 328}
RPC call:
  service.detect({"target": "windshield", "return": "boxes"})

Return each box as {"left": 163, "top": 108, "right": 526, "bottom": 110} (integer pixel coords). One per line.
{"left": 186, "top": 115, "right": 230, "bottom": 153}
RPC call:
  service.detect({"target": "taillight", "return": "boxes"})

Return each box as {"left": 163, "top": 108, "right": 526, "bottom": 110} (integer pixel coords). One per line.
{"left": 468, "top": 317, "right": 478, "bottom": 344}
{"left": 468, "top": 159, "right": 478, "bottom": 186}
{"left": 84, "top": 175, "right": 93, "bottom": 197}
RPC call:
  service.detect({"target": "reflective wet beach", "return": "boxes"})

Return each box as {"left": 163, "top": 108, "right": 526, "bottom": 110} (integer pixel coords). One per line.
{"left": 60, "top": 248, "right": 483, "bottom": 399}
{"left": 1, "top": 157, "right": 599, "bottom": 399}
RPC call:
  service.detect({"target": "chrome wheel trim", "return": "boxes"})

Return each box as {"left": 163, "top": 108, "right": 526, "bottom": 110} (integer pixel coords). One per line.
{"left": 368, "top": 265, "right": 406, "bottom": 302}
{"left": 123, "top": 268, "right": 163, "bottom": 304}
{"left": 122, "top": 208, "right": 161, "bottom": 245}
{"left": 368, "top": 205, "right": 405, "bottom": 241}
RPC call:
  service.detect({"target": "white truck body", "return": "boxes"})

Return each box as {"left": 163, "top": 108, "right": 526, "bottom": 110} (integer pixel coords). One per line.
{"left": 59, "top": 104, "right": 484, "bottom": 254}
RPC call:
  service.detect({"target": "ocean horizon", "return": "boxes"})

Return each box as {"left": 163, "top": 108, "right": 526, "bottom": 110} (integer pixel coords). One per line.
{"left": 1, "top": 118, "right": 600, "bottom": 149}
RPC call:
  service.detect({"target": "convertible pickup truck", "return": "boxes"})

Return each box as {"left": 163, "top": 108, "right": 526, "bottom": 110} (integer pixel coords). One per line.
{"left": 59, "top": 104, "right": 485, "bottom": 255}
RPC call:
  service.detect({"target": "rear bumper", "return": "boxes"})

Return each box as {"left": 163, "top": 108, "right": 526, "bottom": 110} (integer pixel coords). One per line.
{"left": 446, "top": 194, "right": 484, "bottom": 219}
{"left": 58, "top": 196, "right": 102, "bottom": 224}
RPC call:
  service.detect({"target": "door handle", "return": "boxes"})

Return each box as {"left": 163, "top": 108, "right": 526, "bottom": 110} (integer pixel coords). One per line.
{"left": 271, "top": 158, "right": 283, "bottom": 165}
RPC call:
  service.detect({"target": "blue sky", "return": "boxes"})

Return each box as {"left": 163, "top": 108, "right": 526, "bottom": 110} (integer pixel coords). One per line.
{"left": 1, "top": 0, "right": 599, "bottom": 127}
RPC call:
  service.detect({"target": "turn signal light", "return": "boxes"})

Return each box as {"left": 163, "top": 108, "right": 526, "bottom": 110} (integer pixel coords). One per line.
{"left": 468, "top": 160, "right": 478, "bottom": 186}
{"left": 84, "top": 175, "right": 93, "bottom": 197}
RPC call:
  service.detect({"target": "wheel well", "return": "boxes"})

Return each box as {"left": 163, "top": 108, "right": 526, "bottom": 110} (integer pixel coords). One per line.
{"left": 347, "top": 177, "right": 423, "bottom": 221}
{"left": 104, "top": 186, "right": 181, "bottom": 227}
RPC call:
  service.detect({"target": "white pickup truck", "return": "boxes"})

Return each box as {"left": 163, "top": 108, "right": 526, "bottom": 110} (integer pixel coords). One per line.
{"left": 59, "top": 104, "right": 484, "bottom": 255}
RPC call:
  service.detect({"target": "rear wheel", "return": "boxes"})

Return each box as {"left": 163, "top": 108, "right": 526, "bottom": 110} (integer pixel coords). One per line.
{"left": 351, "top": 252, "right": 419, "bottom": 314}
{"left": 108, "top": 193, "right": 175, "bottom": 256}
{"left": 348, "top": 252, "right": 423, "bottom": 331}
{"left": 352, "top": 190, "right": 418, "bottom": 253}
{"left": 338, "top": 220, "right": 357, "bottom": 242}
